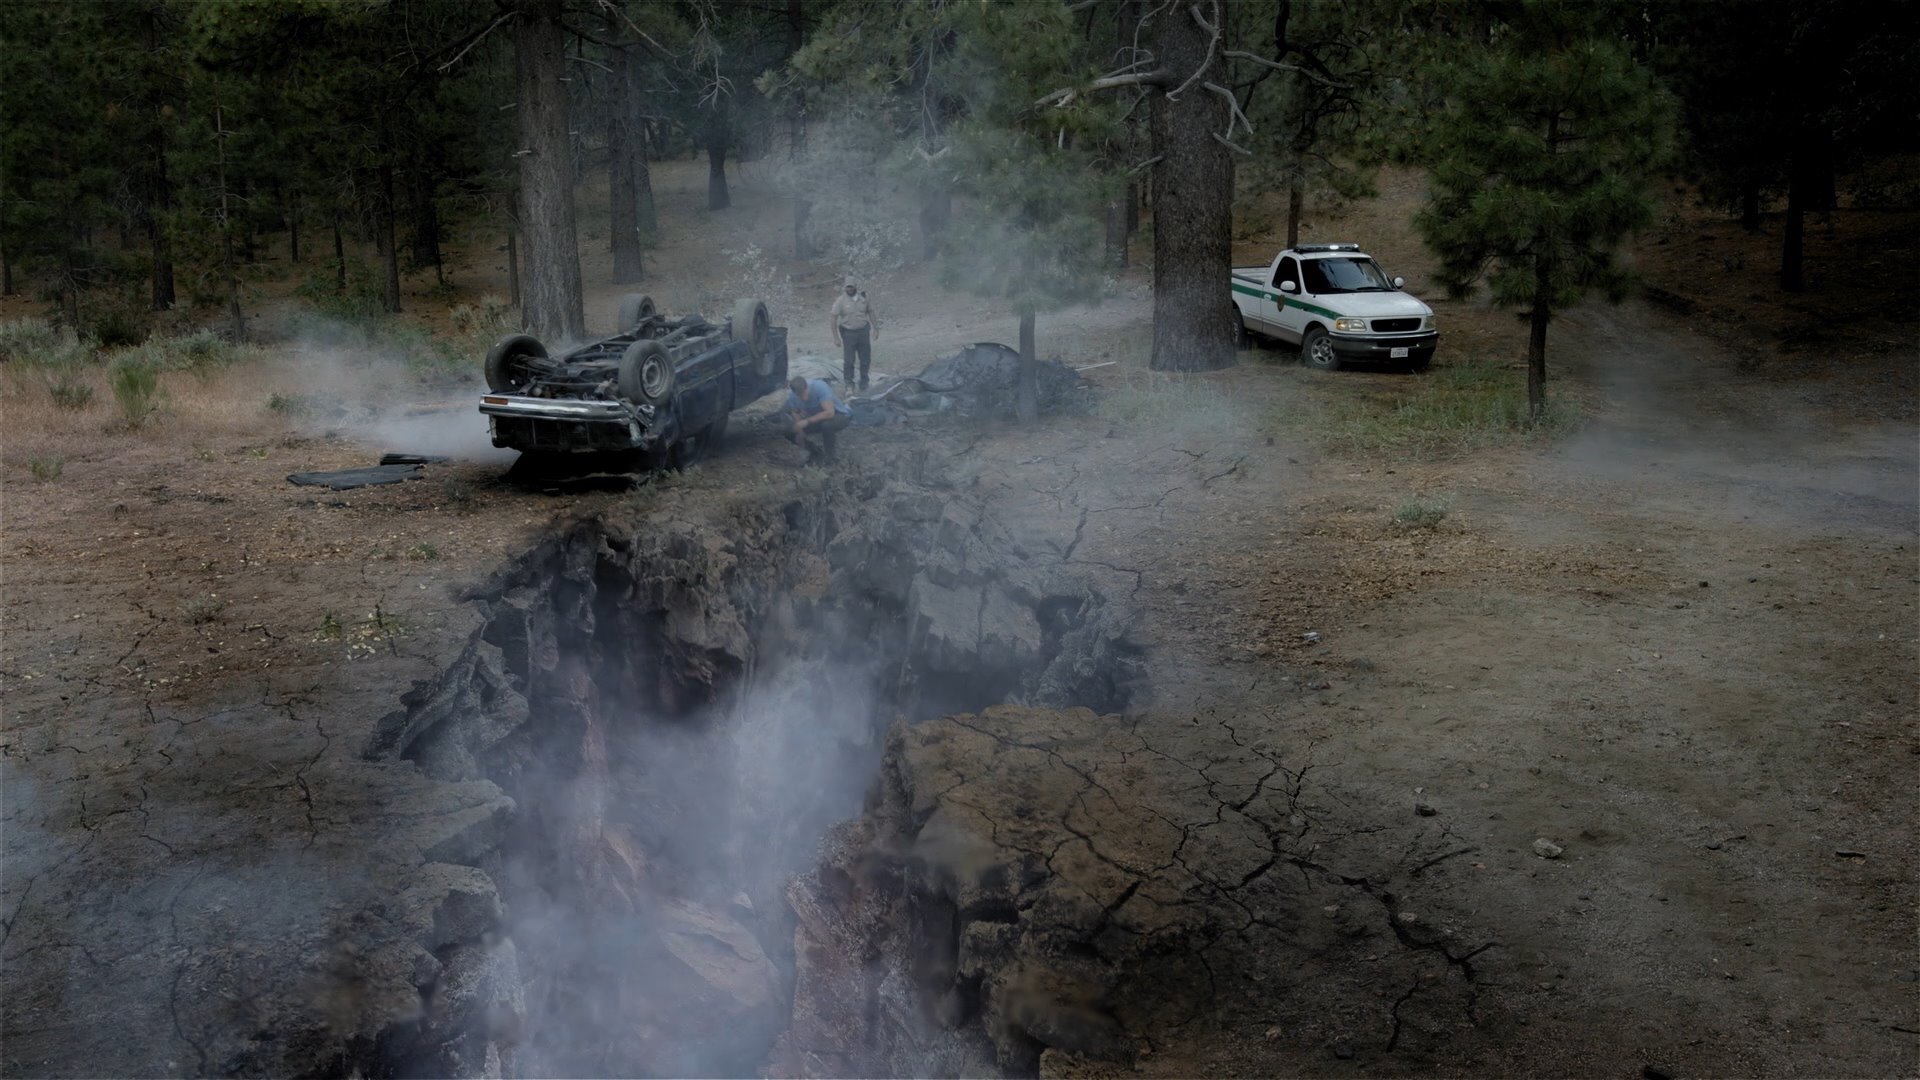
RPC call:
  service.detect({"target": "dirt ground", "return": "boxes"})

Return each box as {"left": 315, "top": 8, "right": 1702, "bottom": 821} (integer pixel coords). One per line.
{"left": 3, "top": 158, "right": 1915, "bottom": 1077}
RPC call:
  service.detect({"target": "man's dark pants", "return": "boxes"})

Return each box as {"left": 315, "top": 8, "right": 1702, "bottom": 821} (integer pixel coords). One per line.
{"left": 785, "top": 412, "right": 853, "bottom": 462}
{"left": 840, "top": 325, "right": 872, "bottom": 388}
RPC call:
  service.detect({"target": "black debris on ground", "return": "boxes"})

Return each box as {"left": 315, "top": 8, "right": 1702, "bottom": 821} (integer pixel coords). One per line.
{"left": 286, "top": 464, "right": 424, "bottom": 490}
{"left": 870, "top": 342, "right": 1093, "bottom": 421}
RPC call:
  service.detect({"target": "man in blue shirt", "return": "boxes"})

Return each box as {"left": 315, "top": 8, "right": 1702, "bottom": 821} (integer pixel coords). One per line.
{"left": 783, "top": 376, "right": 852, "bottom": 464}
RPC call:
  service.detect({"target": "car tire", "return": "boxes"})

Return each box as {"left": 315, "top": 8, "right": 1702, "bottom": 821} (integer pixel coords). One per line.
{"left": 1236, "top": 318, "right": 1253, "bottom": 350}
{"left": 618, "top": 339, "right": 675, "bottom": 404}
{"left": 731, "top": 298, "right": 772, "bottom": 376}
{"left": 1302, "top": 325, "right": 1340, "bottom": 371}
{"left": 617, "top": 293, "right": 657, "bottom": 334}
{"left": 485, "top": 334, "right": 547, "bottom": 393}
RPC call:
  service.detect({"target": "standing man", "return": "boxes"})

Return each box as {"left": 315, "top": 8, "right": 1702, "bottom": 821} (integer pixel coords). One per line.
{"left": 829, "top": 276, "right": 879, "bottom": 391}
{"left": 783, "top": 375, "right": 852, "bottom": 464}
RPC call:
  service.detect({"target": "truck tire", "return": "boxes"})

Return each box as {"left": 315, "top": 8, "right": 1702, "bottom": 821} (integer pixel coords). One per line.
{"left": 617, "top": 293, "right": 656, "bottom": 334}
{"left": 485, "top": 334, "right": 547, "bottom": 393}
{"left": 1302, "top": 325, "right": 1340, "bottom": 371}
{"left": 618, "top": 339, "right": 675, "bottom": 404}
{"left": 731, "top": 298, "right": 771, "bottom": 377}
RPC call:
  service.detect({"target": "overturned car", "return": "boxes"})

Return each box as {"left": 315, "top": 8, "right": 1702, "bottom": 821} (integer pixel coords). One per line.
{"left": 479, "top": 294, "right": 788, "bottom": 466}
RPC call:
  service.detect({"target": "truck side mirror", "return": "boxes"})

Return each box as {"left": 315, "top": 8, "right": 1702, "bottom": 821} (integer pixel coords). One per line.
{"left": 1279, "top": 280, "right": 1299, "bottom": 294}
{"left": 1392, "top": 276, "right": 1405, "bottom": 289}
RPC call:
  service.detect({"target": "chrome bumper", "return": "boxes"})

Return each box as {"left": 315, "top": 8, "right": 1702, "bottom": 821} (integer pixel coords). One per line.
{"left": 478, "top": 394, "right": 638, "bottom": 422}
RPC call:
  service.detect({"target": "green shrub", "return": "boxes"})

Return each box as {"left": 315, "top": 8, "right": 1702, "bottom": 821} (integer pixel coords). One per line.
{"left": 1393, "top": 495, "right": 1453, "bottom": 529}
{"left": 28, "top": 456, "right": 63, "bottom": 481}
{"left": 405, "top": 542, "right": 439, "bottom": 561}
{"left": 88, "top": 305, "right": 148, "bottom": 349}
{"left": 124, "top": 328, "right": 261, "bottom": 376}
{"left": 110, "top": 357, "right": 162, "bottom": 427}
{"left": 0, "top": 317, "right": 81, "bottom": 366}
{"left": 47, "top": 372, "right": 94, "bottom": 410}
{"left": 267, "top": 393, "right": 312, "bottom": 417}
{"left": 183, "top": 594, "right": 226, "bottom": 624}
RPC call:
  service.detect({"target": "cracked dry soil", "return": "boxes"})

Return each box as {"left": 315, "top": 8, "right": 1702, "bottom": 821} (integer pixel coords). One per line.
{"left": 4, "top": 287, "right": 1917, "bottom": 1075}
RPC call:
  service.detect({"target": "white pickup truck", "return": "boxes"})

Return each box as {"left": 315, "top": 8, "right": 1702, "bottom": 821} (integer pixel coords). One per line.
{"left": 1230, "top": 243, "right": 1437, "bottom": 371}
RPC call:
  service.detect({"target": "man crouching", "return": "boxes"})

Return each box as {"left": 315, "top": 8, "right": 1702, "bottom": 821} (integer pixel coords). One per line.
{"left": 783, "top": 375, "right": 852, "bottom": 464}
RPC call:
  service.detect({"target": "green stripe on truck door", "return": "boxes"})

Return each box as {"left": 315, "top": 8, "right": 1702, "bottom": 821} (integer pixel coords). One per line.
{"left": 1230, "top": 281, "right": 1338, "bottom": 320}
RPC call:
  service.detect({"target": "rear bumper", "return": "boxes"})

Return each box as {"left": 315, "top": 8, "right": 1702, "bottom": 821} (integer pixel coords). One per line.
{"left": 479, "top": 394, "right": 658, "bottom": 452}
{"left": 1330, "top": 331, "right": 1438, "bottom": 360}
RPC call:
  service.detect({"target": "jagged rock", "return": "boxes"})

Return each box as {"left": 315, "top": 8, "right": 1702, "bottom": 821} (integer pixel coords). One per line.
{"left": 780, "top": 705, "right": 1489, "bottom": 1076}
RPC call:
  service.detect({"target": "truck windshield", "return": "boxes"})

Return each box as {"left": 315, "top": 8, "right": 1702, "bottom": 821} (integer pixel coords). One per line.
{"left": 1302, "top": 257, "right": 1392, "bottom": 294}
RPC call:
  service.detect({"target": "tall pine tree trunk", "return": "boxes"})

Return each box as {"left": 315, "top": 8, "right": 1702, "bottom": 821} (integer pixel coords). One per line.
{"left": 1739, "top": 179, "right": 1760, "bottom": 232}
{"left": 332, "top": 215, "right": 346, "bottom": 292}
{"left": 506, "top": 217, "right": 521, "bottom": 309}
{"left": 514, "top": 0, "right": 585, "bottom": 341}
{"left": 410, "top": 164, "right": 443, "bottom": 285}
{"left": 378, "top": 158, "right": 402, "bottom": 313}
{"left": 287, "top": 191, "right": 301, "bottom": 264}
{"left": 140, "top": 4, "right": 175, "bottom": 309}
{"left": 146, "top": 138, "right": 176, "bottom": 310}
{"left": 1527, "top": 256, "right": 1551, "bottom": 422}
{"left": 608, "top": 44, "right": 648, "bottom": 283}
{"left": 1104, "top": 192, "right": 1129, "bottom": 269}
{"left": 786, "top": 0, "right": 813, "bottom": 259}
{"left": 215, "top": 107, "right": 245, "bottom": 341}
{"left": 1148, "top": 4, "right": 1236, "bottom": 372}
{"left": 918, "top": 189, "right": 951, "bottom": 261}
{"left": 1286, "top": 185, "right": 1303, "bottom": 249}
{"left": 705, "top": 110, "right": 731, "bottom": 211}
{"left": 794, "top": 198, "right": 813, "bottom": 260}
{"left": 1016, "top": 307, "right": 1038, "bottom": 425}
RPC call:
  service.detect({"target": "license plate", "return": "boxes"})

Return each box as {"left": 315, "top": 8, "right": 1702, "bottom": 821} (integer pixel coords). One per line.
{"left": 1390, "top": 347, "right": 1409, "bottom": 358}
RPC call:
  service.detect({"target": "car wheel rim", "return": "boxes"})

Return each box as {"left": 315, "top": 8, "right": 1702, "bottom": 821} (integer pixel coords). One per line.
{"left": 1311, "top": 340, "right": 1332, "bottom": 365}
{"left": 642, "top": 357, "right": 668, "bottom": 398}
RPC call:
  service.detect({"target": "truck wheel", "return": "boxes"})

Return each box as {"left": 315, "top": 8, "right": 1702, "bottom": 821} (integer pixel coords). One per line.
{"left": 731, "top": 298, "right": 771, "bottom": 376}
{"left": 485, "top": 334, "right": 547, "bottom": 393}
{"left": 617, "top": 293, "right": 656, "bottom": 334}
{"left": 1302, "top": 326, "right": 1340, "bottom": 371}
{"left": 618, "top": 340, "right": 675, "bottom": 404}
{"left": 1236, "top": 318, "right": 1253, "bottom": 350}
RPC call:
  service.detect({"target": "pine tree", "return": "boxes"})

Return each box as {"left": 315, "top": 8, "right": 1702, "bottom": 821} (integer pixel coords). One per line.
{"left": 1415, "top": 6, "right": 1675, "bottom": 419}
{"left": 931, "top": 1, "right": 1117, "bottom": 423}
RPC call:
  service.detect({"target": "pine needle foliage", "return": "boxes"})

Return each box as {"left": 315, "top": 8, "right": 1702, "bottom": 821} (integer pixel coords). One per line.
{"left": 1414, "top": 3, "right": 1676, "bottom": 419}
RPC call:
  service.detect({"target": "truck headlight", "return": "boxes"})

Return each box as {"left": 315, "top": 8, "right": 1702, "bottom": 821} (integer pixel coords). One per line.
{"left": 1334, "top": 317, "right": 1369, "bottom": 332}
{"left": 1422, "top": 315, "right": 1436, "bottom": 330}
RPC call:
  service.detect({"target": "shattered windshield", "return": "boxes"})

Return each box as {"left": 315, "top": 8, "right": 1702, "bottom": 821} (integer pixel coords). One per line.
{"left": 1302, "top": 257, "right": 1393, "bottom": 294}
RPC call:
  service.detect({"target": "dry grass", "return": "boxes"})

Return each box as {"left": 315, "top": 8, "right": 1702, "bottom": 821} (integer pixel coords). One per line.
{"left": 1, "top": 358, "right": 311, "bottom": 468}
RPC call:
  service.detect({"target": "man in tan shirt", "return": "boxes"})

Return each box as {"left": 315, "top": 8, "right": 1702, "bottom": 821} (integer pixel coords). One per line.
{"left": 828, "top": 277, "right": 879, "bottom": 391}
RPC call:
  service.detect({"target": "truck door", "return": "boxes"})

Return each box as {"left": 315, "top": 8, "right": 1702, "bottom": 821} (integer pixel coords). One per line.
{"left": 1272, "top": 256, "right": 1305, "bottom": 344}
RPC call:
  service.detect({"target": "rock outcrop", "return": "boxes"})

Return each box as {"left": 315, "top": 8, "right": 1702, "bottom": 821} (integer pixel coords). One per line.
{"left": 774, "top": 705, "right": 1495, "bottom": 1077}
{"left": 365, "top": 466, "right": 1143, "bottom": 1075}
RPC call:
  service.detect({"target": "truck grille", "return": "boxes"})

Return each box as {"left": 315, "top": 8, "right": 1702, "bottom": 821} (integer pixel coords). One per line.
{"left": 1372, "top": 317, "right": 1422, "bottom": 332}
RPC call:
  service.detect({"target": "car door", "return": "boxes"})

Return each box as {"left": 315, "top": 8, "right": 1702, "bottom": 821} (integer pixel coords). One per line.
{"left": 1272, "top": 256, "right": 1306, "bottom": 344}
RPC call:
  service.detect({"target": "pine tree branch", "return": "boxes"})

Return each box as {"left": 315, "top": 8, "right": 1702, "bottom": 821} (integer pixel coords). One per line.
{"left": 1165, "top": 1, "right": 1225, "bottom": 103}
{"left": 1036, "top": 70, "right": 1169, "bottom": 109}
{"left": 436, "top": 11, "right": 513, "bottom": 74}
{"left": 1223, "top": 49, "right": 1350, "bottom": 90}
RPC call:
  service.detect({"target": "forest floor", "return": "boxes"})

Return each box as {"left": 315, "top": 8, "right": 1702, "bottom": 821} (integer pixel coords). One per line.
{"left": 2, "top": 158, "right": 1915, "bottom": 1077}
